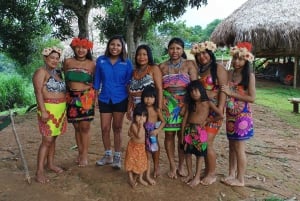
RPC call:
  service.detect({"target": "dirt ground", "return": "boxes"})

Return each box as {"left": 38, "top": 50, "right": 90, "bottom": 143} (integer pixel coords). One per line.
{"left": 0, "top": 81, "right": 299, "bottom": 201}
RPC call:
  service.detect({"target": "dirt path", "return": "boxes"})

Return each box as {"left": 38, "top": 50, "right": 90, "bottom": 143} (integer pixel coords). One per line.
{"left": 0, "top": 102, "right": 299, "bottom": 201}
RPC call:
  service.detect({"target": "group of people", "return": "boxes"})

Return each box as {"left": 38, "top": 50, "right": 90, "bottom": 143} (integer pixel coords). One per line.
{"left": 32, "top": 35, "right": 255, "bottom": 188}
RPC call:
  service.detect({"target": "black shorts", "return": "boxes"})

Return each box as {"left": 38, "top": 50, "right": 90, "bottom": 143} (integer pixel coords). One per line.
{"left": 184, "top": 144, "right": 207, "bottom": 157}
{"left": 99, "top": 98, "right": 128, "bottom": 113}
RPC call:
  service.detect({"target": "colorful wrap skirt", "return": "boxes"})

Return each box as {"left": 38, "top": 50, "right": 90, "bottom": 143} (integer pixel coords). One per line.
{"left": 124, "top": 140, "right": 148, "bottom": 174}
{"left": 183, "top": 124, "right": 208, "bottom": 157}
{"left": 37, "top": 98, "right": 67, "bottom": 137}
{"left": 162, "top": 89, "right": 185, "bottom": 131}
{"left": 226, "top": 101, "right": 254, "bottom": 141}
{"left": 162, "top": 73, "right": 190, "bottom": 132}
{"left": 66, "top": 88, "right": 95, "bottom": 122}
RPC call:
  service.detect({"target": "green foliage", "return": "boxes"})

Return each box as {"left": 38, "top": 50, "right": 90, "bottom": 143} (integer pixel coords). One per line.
{"left": 156, "top": 19, "right": 221, "bottom": 46}
{"left": 0, "top": 74, "right": 35, "bottom": 112}
{"left": 264, "top": 196, "right": 284, "bottom": 201}
{"left": 95, "top": 1, "right": 125, "bottom": 42}
{"left": 200, "top": 19, "right": 221, "bottom": 41}
{"left": 0, "top": 0, "right": 50, "bottom": 65}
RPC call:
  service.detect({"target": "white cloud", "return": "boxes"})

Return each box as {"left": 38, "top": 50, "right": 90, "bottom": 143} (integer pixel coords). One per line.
{"left": 179, "top": 0, "right": 247, "bottom": 28}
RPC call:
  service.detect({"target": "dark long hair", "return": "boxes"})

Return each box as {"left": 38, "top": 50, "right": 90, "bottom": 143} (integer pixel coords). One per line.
{"left": 133, "top": 103, "right": 148, "bottom": 123}
{"left": 185, "top": 80, "right": 209, "bottom": 112}
{"left": 240, "top": 61, "right": 251, "bottom": 90}
{"left": 168, "top": 37, "right": 187, "bottom": 59}
{"left": 135, "top": 44, "right": 155, "bottom": 67}
{"left": 141, "top": 86, "right": 158, "bottom": 110}
{"left": 195, "top": 49, "right": 218, "bottom": 85}
{"left": 104, "top": 35, "right": 127, "bottom": 61}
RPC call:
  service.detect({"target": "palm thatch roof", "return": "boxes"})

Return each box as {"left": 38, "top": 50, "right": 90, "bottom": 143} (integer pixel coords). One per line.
{"left": 210, "top": 0, "right": 300, "bottom": 58}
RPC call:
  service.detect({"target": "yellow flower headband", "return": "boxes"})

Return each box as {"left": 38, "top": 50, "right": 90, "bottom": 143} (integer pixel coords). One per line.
{"left": 190, "top": 41, "right": 217, "bottom": 54}
{"left": 42, "top": 46, "right": 62, "bottom": 57}
{"left": 230, "top": 42, "right": 254, "bottom": 62}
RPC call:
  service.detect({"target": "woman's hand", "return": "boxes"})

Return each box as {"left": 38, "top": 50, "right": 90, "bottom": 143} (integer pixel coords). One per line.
{"left": 40, "top": 111, "right": 49, "bottom": 122}
{"left": 221, "top": 84, "right": 231, "bottom": 96}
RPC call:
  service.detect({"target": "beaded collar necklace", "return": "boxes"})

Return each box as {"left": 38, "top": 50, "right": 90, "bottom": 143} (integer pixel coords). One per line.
{"left": 168, "top": 58, "right": 183, "bottom": 69}
{"left": 198, "top": 61, "right": 212, "bottom": 74}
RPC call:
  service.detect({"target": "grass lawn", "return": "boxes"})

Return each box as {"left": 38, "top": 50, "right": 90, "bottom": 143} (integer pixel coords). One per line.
{"left": 255, "top": 79, "right": 300, "bottom": 128}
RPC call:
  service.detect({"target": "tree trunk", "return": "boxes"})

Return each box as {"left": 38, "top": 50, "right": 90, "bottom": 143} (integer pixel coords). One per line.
{"left": 77, "top": 10, "right": 90, "bottom": 38}
{"left": 126, "top": 21, "right": 136, "bottom": 63}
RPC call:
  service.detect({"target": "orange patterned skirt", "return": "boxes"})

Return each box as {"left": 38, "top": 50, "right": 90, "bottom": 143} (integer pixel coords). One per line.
{"left": 124, "top": 140, "right": 147, "bottom": 174}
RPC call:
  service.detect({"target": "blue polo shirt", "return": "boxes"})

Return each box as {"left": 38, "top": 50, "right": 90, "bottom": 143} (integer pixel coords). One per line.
{"left": 93, "top": 55, "right": 133, "bottom": 104}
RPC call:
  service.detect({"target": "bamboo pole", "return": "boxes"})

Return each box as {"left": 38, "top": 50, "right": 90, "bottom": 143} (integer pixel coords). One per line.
{"left": 9, "top": 110, "right": 31, "bottom": 184}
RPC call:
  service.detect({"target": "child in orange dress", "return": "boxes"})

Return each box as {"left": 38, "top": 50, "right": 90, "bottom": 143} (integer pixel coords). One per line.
{"left": 125, "top": 103, "right": 148, "bottom": 188}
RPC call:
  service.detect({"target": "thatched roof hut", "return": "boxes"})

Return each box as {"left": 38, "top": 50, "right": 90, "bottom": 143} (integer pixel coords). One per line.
{"left": 210, "top": 0, "right": 300, "bottom": 87}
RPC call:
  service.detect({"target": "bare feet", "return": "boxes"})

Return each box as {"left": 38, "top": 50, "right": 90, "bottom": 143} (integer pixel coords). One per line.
{"left": 223, "top": 178, "right": 244, "bottom": 187}
{"left": 35, "top": 173, "right": 50, "bottom": 184}
{"left": 220, "top": 175, "right": 235, "bottom": 183}
{"left": 167, "top": 169, "right": 177, "bottom": 179}
{"left": 128, "top": 178, "right": 137, "bottom": 188}
{"left": 153, "top": 168, "right": 160, "bottom": 178}
{"left": 181, "top": 175, "right": 193, "bottom": 183}
{"left": 128, "top": 173, "right": 138, "bottom": 188}
{"left": 138, "top": 176, "right": 148, "bottom": 186}
{"left": 74, "top": 156, "right": 80, "bottom": 164}
{"left": 146, "top": 175, "right": 156, "bottom": 185}
{"left": 47, "top": 165, "right": 64, "bottom": 174}
{"left": 200, "top": 175, "right": 216, "bottom": 186}
{"left": 176, "top": 169, "right": 187, "bottom": 177}
{"left": 78, "top": 160, "right": 88, "bottom": 167}
{"left": 188, "top": 177, "right": 201, "bottom": 188}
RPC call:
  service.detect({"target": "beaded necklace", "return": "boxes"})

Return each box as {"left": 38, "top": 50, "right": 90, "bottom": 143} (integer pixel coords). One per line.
{"left": 198, "top": 61, "right": 212, "bottom": 74}
{"left": 168, "top": 58, "right": 183, "bottom": 70}
{"left": 133, "top": 65, "right": 149, "bottom": 80}
{"left": 167, "top": 58, "right": 183, "bottom": 84}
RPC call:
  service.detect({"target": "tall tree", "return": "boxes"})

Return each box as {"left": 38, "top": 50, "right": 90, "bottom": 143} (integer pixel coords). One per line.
{"left": 96, "top": 0, "right": 208, "bottom": 60}
{"left": 43, "top": 0, "right": 109, "bottom": 39}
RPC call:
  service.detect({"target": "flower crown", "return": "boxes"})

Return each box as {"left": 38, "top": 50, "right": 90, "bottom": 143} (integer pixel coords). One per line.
{"left": 71, "top": 37, "right": 93, "bottom": 49}
{"left": 42, "top": 46, "right": 62, "bottom": 57}
{"left": 230, "top": 42, "right": 254, "bottom": 62}
{"left": 190, "top": 41, "right": 217, "bottom": 54}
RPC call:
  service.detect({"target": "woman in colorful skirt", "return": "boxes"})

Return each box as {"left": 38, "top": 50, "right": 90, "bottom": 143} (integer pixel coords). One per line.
{"left": 159, "top": 37, "right": 198, "bottom": 179}
{"left": 64, "top": 37, "right": 95, "bottom": 167}
{"left": 33, "top": 46, "right": 67, "bottom": 183}
{"left": 221, "top": 42, "right": 255, "bottom": 187}
{"left": 191, "top": 41, "right": 228, "bottom": 185}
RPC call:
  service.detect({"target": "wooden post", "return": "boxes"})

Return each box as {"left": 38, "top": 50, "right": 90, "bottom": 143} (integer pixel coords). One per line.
{"left": 293, "top": 57, "right": 299, "bottom": 88}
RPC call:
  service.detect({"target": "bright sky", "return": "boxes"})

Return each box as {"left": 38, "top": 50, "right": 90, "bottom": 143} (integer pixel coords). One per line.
{"left": 179, "top": 0, "right": 247, "bottom": 28}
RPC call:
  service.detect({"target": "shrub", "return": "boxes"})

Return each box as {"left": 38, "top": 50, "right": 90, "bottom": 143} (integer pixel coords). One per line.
{"left": 0, "top": 74, "right": 35, "bottom": 111}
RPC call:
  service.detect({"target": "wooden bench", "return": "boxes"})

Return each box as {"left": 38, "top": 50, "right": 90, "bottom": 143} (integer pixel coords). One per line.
{"left": 288, "top": 98, "right": 300, "bottom": 113}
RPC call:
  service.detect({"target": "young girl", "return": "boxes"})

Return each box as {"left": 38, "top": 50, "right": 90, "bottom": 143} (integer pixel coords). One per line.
{"left": 181, "top": 80, "right": 223, "bottom": 187}
{"left": 124, "top": 103, "right": 148, "bottom": 188}
{"left": 221, "top": 42, "right": 256, "bottom": 187}
{"left": 141, "top": 86, "right": 166, "bottom": 184}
